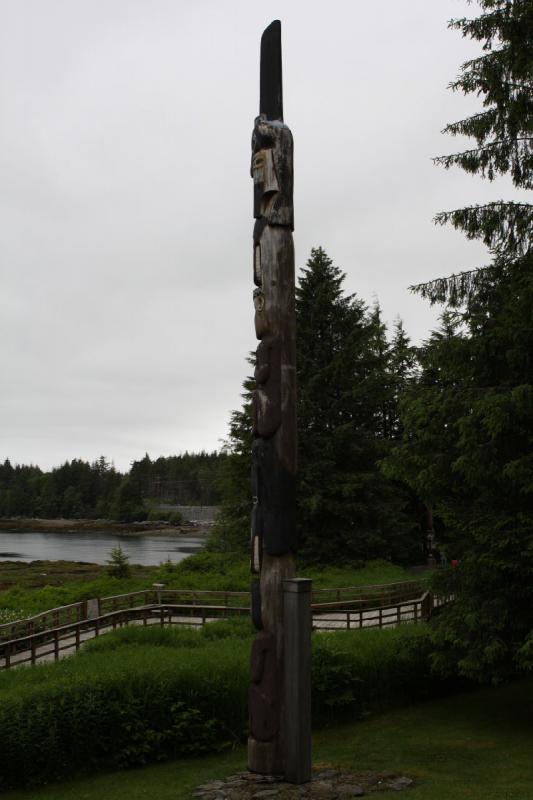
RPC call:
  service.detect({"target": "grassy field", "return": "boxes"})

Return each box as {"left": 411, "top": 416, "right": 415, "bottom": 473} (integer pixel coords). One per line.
{"left": 2, "top": 677, "right": 532, "bottom": 800}
{"left": 0, "top": 554, "right": 415, "bottom": 618}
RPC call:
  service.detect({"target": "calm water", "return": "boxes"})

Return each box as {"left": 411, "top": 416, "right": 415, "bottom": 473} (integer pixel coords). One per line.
{"left": 0, "top": 531, "right": 205, "bottom": 566}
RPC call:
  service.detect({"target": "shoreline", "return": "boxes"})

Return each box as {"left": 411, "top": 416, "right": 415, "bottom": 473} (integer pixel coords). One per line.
{"left": 0, "top": 518, "right": 209, "bottom": 537}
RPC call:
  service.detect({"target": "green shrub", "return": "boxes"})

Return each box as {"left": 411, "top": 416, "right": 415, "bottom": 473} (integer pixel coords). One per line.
{"left": 105, "top": 545, "right": 131, "bottom": 578}
{"left": 0, "top": 622, "right": 453, "bottom": 790}
{"left": 0, "top": 636, "right": 249, "bottom": 789}
{"left": 311, "top": 625, "right": 439, "bottom": 724}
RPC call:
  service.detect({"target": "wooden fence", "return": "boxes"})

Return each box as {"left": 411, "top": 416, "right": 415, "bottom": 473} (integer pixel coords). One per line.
{"left": 0, "top": 603, "right": 250, "bottom": 670}
{"left": 0, "top": 587, "right": 450, "bottom": 671}
{"left": 312, "top": 591, "right": 433, "bottom": 631}
{"left": 0, "top": 579, "right": 426, "bottom": 643}
{"left": 0, "top": 600, "right": 87, "bottom": 643}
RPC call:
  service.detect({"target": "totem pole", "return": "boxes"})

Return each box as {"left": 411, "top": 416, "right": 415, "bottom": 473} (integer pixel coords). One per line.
{"left": 248, "top": 20, "right": 298, "bottom": 776}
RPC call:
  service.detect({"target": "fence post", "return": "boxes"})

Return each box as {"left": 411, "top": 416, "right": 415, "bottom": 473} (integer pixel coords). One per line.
{"left": 86, "top": 599, "right": 100, "bottom": 620}
{"left": 152, "top": 583, "right": 165, "bottom": 605}
{"left": 283, "top": 578, "right": 312, "bottom": 785}
{"left": 422, "top": 592, "right": 434, "bottom": 620}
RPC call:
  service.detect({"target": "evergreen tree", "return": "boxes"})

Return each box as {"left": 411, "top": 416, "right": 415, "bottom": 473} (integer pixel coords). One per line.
{"left": 208, "top": 363, "right": 254, "bottom": 552}
{"left": 105, "top": 545, "right": 131, "bottom": 578}
{"left": 38, "top": 475, "right": 60, "bottom": 518}
{"left": 110, "top": 477, "right": 147, "bottom": 523}
{"left": 213, "top": 248, "right": 421, "bottom": 562}
{"left": 387, "top": 319, "right": 418, "bottom": 440}
{"left": 296, "top": 249, "right": 414, "bottom": 564}
{"left": 389, "top": 0, "right": 533, "bottom": 681}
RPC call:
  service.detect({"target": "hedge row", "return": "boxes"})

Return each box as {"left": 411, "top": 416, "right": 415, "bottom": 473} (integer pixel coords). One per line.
{"left": 0, "top": 621, "right": 446, "bottom": 789}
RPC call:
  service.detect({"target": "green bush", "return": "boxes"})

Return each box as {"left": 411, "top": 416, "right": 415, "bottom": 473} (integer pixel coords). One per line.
{"left": 0, "top": 621, "right": 453, "bottom": 790}
{"left": 105, "top": 545, "right": 131, "bottom": 578}
{"left": 311, "top": 625, "right": 440, "bottom": 724}
{"left": 0, "top": 632, "right": 249, "bottom": 789}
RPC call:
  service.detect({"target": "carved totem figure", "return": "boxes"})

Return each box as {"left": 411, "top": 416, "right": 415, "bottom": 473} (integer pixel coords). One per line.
{"left": 248, "top": 20, "right": 297, "bottom": 776}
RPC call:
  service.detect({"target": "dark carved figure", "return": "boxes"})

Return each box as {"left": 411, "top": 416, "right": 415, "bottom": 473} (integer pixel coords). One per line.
{"left": 249, "top": 631, "right": 279, "bottom": 742}
{"left": 252, "top": 337, "right": 282, "bottom": 438}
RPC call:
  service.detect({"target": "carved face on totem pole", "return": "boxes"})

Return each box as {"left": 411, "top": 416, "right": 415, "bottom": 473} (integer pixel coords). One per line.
{"left": 251, "top": 117, "right": 294, "bottom": 341}
{"left": 251, "top": 117, "right": 294, "bottom": 228}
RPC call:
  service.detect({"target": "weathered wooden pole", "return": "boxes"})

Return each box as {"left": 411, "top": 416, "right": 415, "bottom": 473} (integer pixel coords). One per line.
{"left": 283, "top": 578, "right": 312, "bottom": 783}
{"left": 248, "top": 20, "right": 298, "bottom": 777}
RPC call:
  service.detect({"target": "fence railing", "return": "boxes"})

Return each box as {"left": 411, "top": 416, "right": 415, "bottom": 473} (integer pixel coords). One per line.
{"left": 99, "top": 588, "right": 249, "bottom": 615}
{"left": 0, "top": 600, "right": 87, "bottom": 643}
{"left": 311, "top": 579, "right": 425, "bottom": 604}
{"left": 312, "top": 591, "right": 433, "bottom": 631}
{"left": 0, "top": 579, "right": 435, "bottom": 653}
{"left": 0, "top": 589, "right": 450, "bottom": 671}
{"left": 0, "top": 603, "right": 249, "bottom": 670}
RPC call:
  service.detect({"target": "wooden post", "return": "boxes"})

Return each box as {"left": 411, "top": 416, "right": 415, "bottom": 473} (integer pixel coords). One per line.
{"left": 283, "top": 579, "right": 312, "bottom": 784}
{"left": 248, "top": 20, "right": 298, "bottom": 777}
{"left": 152, "top": 583, "right": 165, "bottom": 605}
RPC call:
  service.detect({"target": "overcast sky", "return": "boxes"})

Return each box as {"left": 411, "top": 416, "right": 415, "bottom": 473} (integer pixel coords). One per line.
{"left": 0, "top": 0, "right": 524, "bottom": 471}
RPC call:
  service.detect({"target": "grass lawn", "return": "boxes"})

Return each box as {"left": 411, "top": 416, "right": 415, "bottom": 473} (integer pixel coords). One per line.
{"left": 4, "top": 678, "right": 532, "bottom": 800}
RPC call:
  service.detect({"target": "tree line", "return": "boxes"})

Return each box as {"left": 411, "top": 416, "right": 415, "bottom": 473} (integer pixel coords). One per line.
{"left": 0, "top": 452, "right": 225, "bottom": 522}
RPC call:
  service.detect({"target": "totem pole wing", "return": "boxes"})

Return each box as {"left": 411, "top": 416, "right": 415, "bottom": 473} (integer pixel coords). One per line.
{"left": 260, "top": 20, "right": 283, "bottom": 122}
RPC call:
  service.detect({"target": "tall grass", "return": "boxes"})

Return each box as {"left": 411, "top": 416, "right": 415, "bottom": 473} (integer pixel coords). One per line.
{"left": 0, "top": 552, "right": 414, "bottom": 618}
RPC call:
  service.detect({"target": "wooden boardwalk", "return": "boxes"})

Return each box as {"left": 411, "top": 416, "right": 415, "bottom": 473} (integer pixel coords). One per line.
{"left": 0, "top": 587, "right": 449, "bottom": 671}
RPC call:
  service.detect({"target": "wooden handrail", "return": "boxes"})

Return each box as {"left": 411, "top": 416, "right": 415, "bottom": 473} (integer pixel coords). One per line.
{"left": 312, "top": 579, "right": 424, "bottom": 595}
{"left": 0, "top": 579, "right": 430, "bottom": 643}
{"left": 0, "top": 603, "right": 250, "bottom": 667}
{"left": 0, "top": 600, "right": 86, "bottom": 641}
{"left": 0, "top": 591, "right": 446, "bottom": 670}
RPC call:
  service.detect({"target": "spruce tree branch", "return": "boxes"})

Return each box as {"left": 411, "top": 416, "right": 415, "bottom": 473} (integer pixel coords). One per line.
{"left": 442, "top": 109, "right": 496, "bottom": 133}
{"left": 434, "top": 137, "right": 533, "bottom": 164}
{"left": 406, "top": 260, "right": 526, "bottom": 306}
{"left": 409, "top": 266, "right": 493, "bottom": 296}
{"left": 434, "top": 201, "right": 532, "bottom": 217}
